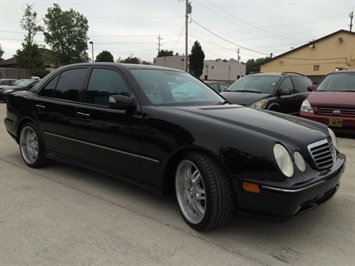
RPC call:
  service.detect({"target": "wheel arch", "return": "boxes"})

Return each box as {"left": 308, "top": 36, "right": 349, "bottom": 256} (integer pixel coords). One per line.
{"left": 162, "top": 146, "right": 232, "bottom": 195}
{"left": 16, "top": 117, "right": 38, "bottom": 143}
{"left": 268, "top": 102, "right": 281, "bottom": 112}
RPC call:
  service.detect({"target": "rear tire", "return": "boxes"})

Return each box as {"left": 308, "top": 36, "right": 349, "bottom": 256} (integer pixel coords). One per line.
{"left": 19, "top": 122, "right": 48, "bottom": 168}
{"left": 175, "top": 152, "right": 235, "bottom": 231}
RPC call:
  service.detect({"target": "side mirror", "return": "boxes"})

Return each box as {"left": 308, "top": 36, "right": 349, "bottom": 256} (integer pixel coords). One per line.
{"left": 307, "top": 85, "right": 316, "bottom": 92}
{"left": 278, "top": 88, "right": 292, "bottom": 96}
{"left": 108, "top": 95, "right": 136, "bottom": 111}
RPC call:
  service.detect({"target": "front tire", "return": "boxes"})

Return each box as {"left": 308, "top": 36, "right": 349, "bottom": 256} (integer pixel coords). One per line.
{"left": 175, "top": 152, "right": 235, "bottom": 231}
{"left": 19, "top": 122, "right": 48, "bottom": 168}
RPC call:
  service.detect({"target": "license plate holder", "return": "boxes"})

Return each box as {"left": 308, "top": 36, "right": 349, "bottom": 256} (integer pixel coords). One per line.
{"left": 328, "top": 118, "right": 343, "bottom": 127}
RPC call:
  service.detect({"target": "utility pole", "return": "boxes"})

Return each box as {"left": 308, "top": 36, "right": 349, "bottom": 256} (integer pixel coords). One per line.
{"left": 157, "top": 34, "right": 163, "bottom": 54}
{"left": 184, "top": 0, "right": 192, "bottom": 72}
{"left": 349, "top": 11, "right": 354, "bottom": 32}
{"left": 236, "top": 48, "right": 240, "bottom": 62}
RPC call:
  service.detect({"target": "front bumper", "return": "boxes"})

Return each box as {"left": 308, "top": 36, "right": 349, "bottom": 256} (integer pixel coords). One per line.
{"left": 300, "top": 112, "right": 355, "bottom": 134}
{"left": 235, "top": 153, "right": 346, "bottom": 218}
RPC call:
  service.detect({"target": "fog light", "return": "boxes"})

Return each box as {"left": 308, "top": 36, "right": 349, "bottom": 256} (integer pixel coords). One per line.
{"left": 242, "top": 182, "right": 260, "bottom": 194}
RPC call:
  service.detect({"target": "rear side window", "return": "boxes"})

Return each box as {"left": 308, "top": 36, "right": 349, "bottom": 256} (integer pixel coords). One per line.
{"left": 54, "top": 68, "right": 87, "bottom": 101}
{"left": 38, "top": 68, "right": 87, "bottom": 101}
{"left": 38, "top": 76, "right": 59, "bottom": 97}
{"left": 208, "top": 83, "right": 219, "bottom": 92}
{"left": 291, "top": 76, "right": 312, "bottom": 93}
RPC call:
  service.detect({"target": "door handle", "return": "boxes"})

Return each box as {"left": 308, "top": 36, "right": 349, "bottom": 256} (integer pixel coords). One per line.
{"left": 35, "top": 104, "right": 46, "bottom": 109}
{"left": 76, "top": 112, "right": 91, "bottom": 117}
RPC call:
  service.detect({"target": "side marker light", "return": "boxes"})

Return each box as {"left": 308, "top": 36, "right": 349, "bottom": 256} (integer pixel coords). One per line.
{"left": 242, "top": 182, "right": 260, "bottom": 194}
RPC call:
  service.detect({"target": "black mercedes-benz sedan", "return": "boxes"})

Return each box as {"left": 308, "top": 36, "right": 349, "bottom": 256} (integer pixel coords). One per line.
{"left": 4, "top": 63, "right": 346, "bottom": 231}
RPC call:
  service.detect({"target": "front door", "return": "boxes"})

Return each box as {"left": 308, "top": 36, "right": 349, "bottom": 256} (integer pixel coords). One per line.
{"left": 76, "top": 67, "right": 142, "bottom": 179}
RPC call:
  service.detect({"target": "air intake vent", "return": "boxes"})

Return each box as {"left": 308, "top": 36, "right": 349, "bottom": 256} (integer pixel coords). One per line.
{"left": 308, "top": 139, "right": 335, "bottom": 170}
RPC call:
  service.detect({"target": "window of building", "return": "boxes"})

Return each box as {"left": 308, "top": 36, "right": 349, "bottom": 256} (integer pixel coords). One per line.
{"left": 313, "top": 65, "right": 320, "bottom": 71}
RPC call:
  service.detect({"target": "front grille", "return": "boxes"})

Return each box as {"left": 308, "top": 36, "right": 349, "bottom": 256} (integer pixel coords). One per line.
{"left": 317, "top": 107, "right": 355, "bottom": 117}
{"left": 308, "top": 139, "right": 335, "bottom": 170}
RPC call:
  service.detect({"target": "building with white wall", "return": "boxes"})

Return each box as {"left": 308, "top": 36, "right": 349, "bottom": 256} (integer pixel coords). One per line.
{"left": 154, "top": 56, "right": 246, "bottom": 83}
{"left": 202, "top": 59, "right": 246, "bottom": 83}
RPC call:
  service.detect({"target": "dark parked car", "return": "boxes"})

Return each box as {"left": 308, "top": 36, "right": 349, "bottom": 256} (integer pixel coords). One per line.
{"left": 4, "top": 63, "right": 346, "bottom": 231}
{"left": 0, "top": 79, "right": 39, "bottom": 102}
{"left": 300, "top": 69, "right": 355, "bottom": 134}
{"left": 204, "top": 80, "right": 230, "bottom": 93}
{"left": 221, "top": 72, "right": 313, "bottom": 115}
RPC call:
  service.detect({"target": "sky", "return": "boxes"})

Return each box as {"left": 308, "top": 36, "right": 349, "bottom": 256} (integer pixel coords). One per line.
{"left": 0, "top": 0, "right": 354, "bottom": 63}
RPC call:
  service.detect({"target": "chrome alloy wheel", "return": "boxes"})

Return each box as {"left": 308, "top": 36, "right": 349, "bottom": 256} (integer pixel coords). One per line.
{"left": 20, "top": 125, "right": 39, "bottom": 165}
{"left": 175, "top": 160, "right": 207, "bottom": 224}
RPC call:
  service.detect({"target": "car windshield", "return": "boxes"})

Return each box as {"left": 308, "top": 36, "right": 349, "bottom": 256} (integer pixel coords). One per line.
{"left": 227, "top": 76, "right": 280, "bottom": 94}
{"left": 14, "top": 79, "right": 34, "bottom": 86}
{"left": 11, "top": 80, "right": 23, "bottom": 85}
{"left": 316, "top": 72, "right": 355, "bottom": 92}
{"left": 0, "top": 80, "right": 12, "bottom": 85}
{"left": 130, "top": 69, "right": 224, "bottom": 105}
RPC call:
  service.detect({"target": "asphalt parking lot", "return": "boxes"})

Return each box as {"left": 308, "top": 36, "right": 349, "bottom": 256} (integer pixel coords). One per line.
{"left": 0, "top": 102, "right": 354, "bottom": 265}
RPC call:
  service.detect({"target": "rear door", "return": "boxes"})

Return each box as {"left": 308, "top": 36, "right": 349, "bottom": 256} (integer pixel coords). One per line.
{"left": 32, "top": 67, "right": 88, "bottom": 159}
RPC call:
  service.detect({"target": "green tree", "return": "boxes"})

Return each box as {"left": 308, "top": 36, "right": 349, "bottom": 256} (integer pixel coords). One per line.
{"left": 157, "top": 49, "right": 174, "bottom": 57}
{"left": 0, "top": 44, "right": 4, "bottom": 61}
{"left": 44, "top": 3, "right": 89, "bottom": 65}
{"left": 15, "top": 44, "right": 44, "bottom": 74}
{"left": 95, "top": 50, "right": 114, "bottom": 62}
{"left": 245, "top": 57, "right": 272, "bottom": 74}
{"left": 189, "top": 41, "right": 205, "bottom": 78}
{"left": 120, "top": 56, "right": 141, "bottom": 64}
{"left": 14, "top": 4, "right": 44, "bottom": 74}
{"left": 141, "top": 60, "right": 152, "bottom": 65}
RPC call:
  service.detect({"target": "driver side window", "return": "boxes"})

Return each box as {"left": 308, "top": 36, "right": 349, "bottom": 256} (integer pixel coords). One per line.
{"left": 85, "top": 68, "right": 130, "bottom": 106}
{"left": 278, "top": 77, "right": 294, "bottom": 95}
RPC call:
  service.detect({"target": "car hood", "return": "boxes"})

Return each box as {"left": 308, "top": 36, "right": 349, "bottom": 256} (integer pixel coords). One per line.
{"left": 308, "top": 91, "right": 355, "bottom": 107}
{"left": 220, "top": 92, "right": 271, "bottom": 105}
{"left": 0, "top": 85, "right": 13, "bottom": 90}
{"left": 170, "top": 104, "right": 327, "bottom": 146}
{"left": 0, "top": 85, "right": 27, "bottom": 91}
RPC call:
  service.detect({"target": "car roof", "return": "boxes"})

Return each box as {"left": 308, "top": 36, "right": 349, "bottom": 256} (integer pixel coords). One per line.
{"left": 56, "top": 62, "right": 184, "bottom": 72}
{"left": 328, "top": 69, "right": 355, "bottom": 74}
{"left": 248, "top": 72, "right": 307, "bottom": 77}
{"left": 204, "top": 81, "right": 228, "bottom": 84}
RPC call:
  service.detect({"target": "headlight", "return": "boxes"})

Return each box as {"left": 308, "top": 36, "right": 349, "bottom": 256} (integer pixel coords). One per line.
{"left": 3, "top": 88, "right": 14, "bottom": 94}
{"left": 294, "top": 151, "right": 306, "bottom": 172}
{"left": 273, "top": 143, "right": 294, "bottom": 178}
{"left": 249, "top": 99, "right": 268, "bottom": 109}
{"left": 300, "top": 99, "right": 313, "bottom": 113}
{"left": 328, "top": 128, "right": 338, "bottom": 150}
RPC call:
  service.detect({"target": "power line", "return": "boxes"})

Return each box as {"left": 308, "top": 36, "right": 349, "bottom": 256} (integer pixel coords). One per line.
{"left": 171, "top": 22, "right": 185, "bottom": 51}
{"left": 191, "top": 19, "right": 269, "bottom": 56}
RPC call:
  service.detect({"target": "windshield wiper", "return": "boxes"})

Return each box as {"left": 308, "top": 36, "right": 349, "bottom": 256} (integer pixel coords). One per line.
{"left": 216, "top": 100, "right": 230, "bottom": 105}
{"left": 237, "top": 90, "right": 262, "bottom": 93}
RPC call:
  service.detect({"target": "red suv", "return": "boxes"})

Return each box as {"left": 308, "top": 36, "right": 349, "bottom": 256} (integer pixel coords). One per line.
{"left": 300, "top": 70, "right": 355, "bottom": 134}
